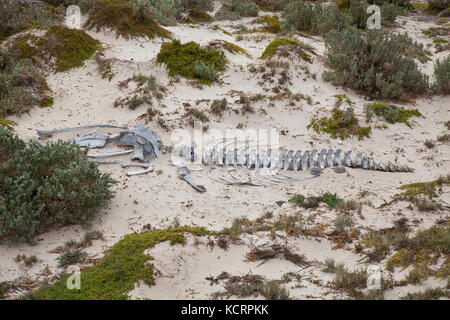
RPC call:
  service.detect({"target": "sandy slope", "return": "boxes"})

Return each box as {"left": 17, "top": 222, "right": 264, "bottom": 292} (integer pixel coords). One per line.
{"left": 0, "top": 5, "right": 449, "bottom": 299}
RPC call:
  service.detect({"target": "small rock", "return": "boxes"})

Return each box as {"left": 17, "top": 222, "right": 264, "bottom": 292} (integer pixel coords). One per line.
{"left": 311, "top": 166, "right": 321, "bottom": 176}
{"left": 334, "top": 165, "right": 346, "bottom": 173}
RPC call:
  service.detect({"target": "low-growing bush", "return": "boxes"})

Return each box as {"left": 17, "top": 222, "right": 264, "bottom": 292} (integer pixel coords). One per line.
{"left": 308, "top": 106, "right": 372, "bottom": 140}
{"left": 179, "top": 0, "right": 214, "bottom": 11}
{"left": 42, "top": 0, "right": 98, "bottom": 13}
{"left": 0, "top": 47, "right": 52, "bottom": 117}
{"left": 114, "top": 74, "right": 166, "bottom": 109}
{"left": 432, "top": 55, "right": 450, "bottom": 94}
{"left": 251, "top": 0, "right": 289, "bottom": 11}
{"left": 9, "top": 25, "right": 102, "bottom": 72}
{"left": 364, "top": 101, "right": 422, "bottom": 127}
{"left": 282, "top": 1, "right": 349, "bottom": 35}
{"left": 323, "top": 29, "right": 429, "bottom": 100}
{"left": 156, "top": 40, "right": 227, "bottom": 85}
{"left": 211, "top": 98, "right": 228, "bottom": 115}
{"left": 132, "top": 0, "right": 181, "bottom": 26}
{"left": 84, "top": 0, "right": 171, "bottom": 39}
{"left": 0, "top": 0, "right": 62, "bottom": 41}
{"left": 0, "top": 128, "right": 117, "bottom": 243}
{"left": 186, "top": 9, "right": 214, "bottom": 23}
{"left": 215, "top": 0, "right": 259, "bottom": 20}
{"left": 426, "top": 0, "right": 450, "bottom": 10}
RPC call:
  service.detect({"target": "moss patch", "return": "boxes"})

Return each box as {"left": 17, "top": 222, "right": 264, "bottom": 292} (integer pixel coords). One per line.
{"left": 10, "top": 26, "right": 101, "bottom": 72}
{"left": 84, "top": 0, "right": 171, "bottom": 40}
{"left": 157, "top": 40, "right": 228, "bottom": 85}
{"left": 260, "top": 38, "right": 316, "bottom": 62}
{"left": 186, "top": 9, "right": 214, "bottom": 23}
{"left": 251, "top": 15, "right": 282, "bottom": 33}
{"left": 22, "top": 227, "right": 212, "bottom": 300}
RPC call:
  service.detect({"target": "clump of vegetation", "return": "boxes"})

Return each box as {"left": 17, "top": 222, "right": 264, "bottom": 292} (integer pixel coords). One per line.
{"left": 0, "top": 47, "right": 52, "bottom": 117}
{"left": 251, "top": 0, "right": 289, "bottom": 12}
{"left": 84, "top": 0, "right": 172, "bottom": 40}
{"left": 323, "top": 258, "right": 370, "bottom": 297}
{"left": 180, "top": 0, "right": 214, "bottom": 11}
{"left": 288, "top": 192, "right": 343, "bottom": 209}
{"left": 215, "top": 0, "right": 259, "bottom": 20}
{"left": 282, "top": 1, "right": 349, "bottom": 35}
{"left": 186, "top": 9, "right": 214, "bottom": 23}
{"left": 308, "top": 106, "right": 372, "bottom": 140}
{"left": 10, "top": 25, "right": 102, "bottom": 72}
{"left": 333, "top": 214, "right": 354, "bottom": 234}
{"left": 398, "top": 175, "right": 449, "bottom": 199}
{"left": 432, "top": 55, "right": 450, "bottom": 94}
{"left": 386, "top": 223, "right": 449, "bottom": 282}
{"left": 187, "top": 107, "right": 209, "bottom": 123}
{"left": 194, "top": 61, "right": 220, "bottom": 83}
{"left": 323, "top": 29, "right": 429, "bottom": 100}
{"left": 251, "top": 15, "right": 282, "bottom": 33}
{"left": 0, "top": 118, "right": 16, "bottom": 130}
{"left": 260, "top": 280, "right": 291, "bottom": 300}
{"left": 0, "top": 128, "right": 117, "bottom": 243}
{"left": 211, "top": 98, "right": 228, "bottom": 116}
{"left": 42, "top": 0, "right": 99, "bottom": 13}
{"left": 364, "top": 101, "right": 422, "bottom": 128}
{"left": 322, "top": 192, "right": 343, "bottom": 209}
{"left": 157, "top": 40, "right": 227, "bottom": 85}
{"left": 15, "top": 254, "right": 38, "bottom": 267}
{"left": 401, "top": 287, "right": 448, "bottom": 300}
{"left": 22, "top": 227, "right": 211, "bottom": 299}
{"left": 57, "top": 249, "right": 88, "bottom": 267}
{"left": 260, "top": 38, "right": 316, "bottom": 63}
{"left": 426, "top": 0, "right": 450, "bottom": 11}
{"left": 114, "top": 74, "right": 166, "bottom": 110}
{"left": 0, "top": 0, "right": 62, "bottom": 41}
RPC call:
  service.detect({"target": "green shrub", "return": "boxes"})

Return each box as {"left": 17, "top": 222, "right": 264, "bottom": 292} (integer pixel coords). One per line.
{"left": 156, "top": 40, "right": 227, "bottom": 85}
{"left": 57, "top": 249, "right": 87, "bottom": 267}
{"left": 308, "top": 106, "right": 372, "bottom": 140}
{"left": 179, "top": 0, "right": 214, "bottom": 11}
{"left": 0, "top": 47, "right": 51, "bottom": 117}
{"left": 260, "top": 38, "right": 315, "bottom": 62}
{"left": 194, "top": 61, "right": 219, "bottom": 82}
{"left": 84, "top": 0, "right": 171, "bottom": 39}
{"left": 186, "top": 9, "right": 214, "bottom": 22}
{"left": 282, "top": 1, "right": 349, "bottom": 35}
{"left": 364, "top": 101, "right": 422, "bottom": 127}
{"left": 0, "top": 0, "right": 62, "bottom": 41}
{"left": 432, "top": 55, "right": 450, "bottom": 94}
{"left": 0, "top": 128, "right": 117, "bottom": 243}
{"left": 132, "top": 0, "right": 181, "bottom": 26}
{"left": 426, "top": 0, "right": 449, "bottom": 10}
{"left": 42, "top": 0, "right": 98, "bottom": 13}
{"left": 251, "top": 0, "right": 289, "bottom": 11}
{"left": 368, "top": 0, "right": 411, "bottom": 8}
{"left": 323, "top": 28, "right": 429, "bottom": 100}
{"left": 215, "top": 0, "right": 259, "bottom": 20}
